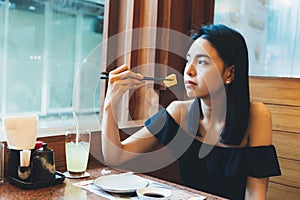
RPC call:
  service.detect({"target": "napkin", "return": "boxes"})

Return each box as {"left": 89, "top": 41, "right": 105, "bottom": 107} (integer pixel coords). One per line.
{"left": 3, "top": 114, "right": 38, "bottom": 150}
{"left": 19, "top": 149, "right": 31, "bottom": 167}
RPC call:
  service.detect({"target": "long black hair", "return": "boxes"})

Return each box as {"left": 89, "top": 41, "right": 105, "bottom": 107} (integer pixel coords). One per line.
{"left": 191, "top": 24, "right": 250, "bottom": 145}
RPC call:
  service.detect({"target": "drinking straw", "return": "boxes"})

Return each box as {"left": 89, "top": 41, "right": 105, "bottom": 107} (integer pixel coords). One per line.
{"left": 72, "top": 112, "right": 79, "bottom": 145}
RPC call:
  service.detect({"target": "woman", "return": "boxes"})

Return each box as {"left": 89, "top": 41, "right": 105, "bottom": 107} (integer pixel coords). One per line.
{"left": 101, "top": 24, "right": 281, "bottom": 199}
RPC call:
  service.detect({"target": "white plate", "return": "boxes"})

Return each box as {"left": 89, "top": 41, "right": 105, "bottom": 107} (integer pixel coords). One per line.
{"left": 94, "top": 174, "right": 149, "bottom": 193}
{"left": 137, "top": 187, "right": 172, "bottom": 200}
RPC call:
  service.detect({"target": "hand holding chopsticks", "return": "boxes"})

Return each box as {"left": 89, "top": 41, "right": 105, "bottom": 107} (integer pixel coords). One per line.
{"left": 100, "top": 72, "right": 173, "bottom": 82}
{"left": 100, "top": 65, "right": 177, "bottom": 87}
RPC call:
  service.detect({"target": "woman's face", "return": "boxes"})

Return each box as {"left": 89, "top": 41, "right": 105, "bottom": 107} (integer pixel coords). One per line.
{"left": 184, "top": 37, "right": 227, "bottom": 99}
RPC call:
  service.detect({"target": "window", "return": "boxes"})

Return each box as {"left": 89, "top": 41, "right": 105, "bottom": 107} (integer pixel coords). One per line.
{"left": 1, "top": 0, "right": 214, "bottom": 139}
{"left": 214, "top": 0, "right": 300, "bottom": 77}
{"left": 0, "top": 0, "right": 105, "bottom": 137}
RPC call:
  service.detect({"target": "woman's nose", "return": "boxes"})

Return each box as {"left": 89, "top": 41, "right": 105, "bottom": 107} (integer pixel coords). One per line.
{"left": 185, "top": 63, "right": 196, "bottom": 76}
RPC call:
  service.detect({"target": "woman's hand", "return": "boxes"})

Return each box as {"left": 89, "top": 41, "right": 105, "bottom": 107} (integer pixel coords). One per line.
{"left": 101, "top": 65, "right": 148, "bottom": 166}
{"left": 104, "top": 64, "right": 144, "bottom": 107}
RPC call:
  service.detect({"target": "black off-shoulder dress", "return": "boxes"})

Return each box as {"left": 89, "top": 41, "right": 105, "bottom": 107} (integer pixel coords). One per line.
{"left": 145, "top": 108, "right": 281, "bottom": 200}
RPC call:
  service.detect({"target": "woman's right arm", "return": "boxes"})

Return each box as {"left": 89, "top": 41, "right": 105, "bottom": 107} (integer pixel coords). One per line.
{"left": 101, "top": 65, "right": 159, "bottom": 166}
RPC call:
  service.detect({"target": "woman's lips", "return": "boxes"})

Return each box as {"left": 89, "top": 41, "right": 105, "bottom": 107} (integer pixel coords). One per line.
{"left": 185, "top": 80, "right": 197, "bottom": 86}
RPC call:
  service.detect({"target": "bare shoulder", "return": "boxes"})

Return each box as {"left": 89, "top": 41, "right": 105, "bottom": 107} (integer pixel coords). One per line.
{"left": 249, "top": 102, "right": 272, "bottom": 125}
{"left": 166, "top": 100, "right": 193, "bottom": 124}
{"left": 250, "top": 102, "right": 271, "bottom": 115}
{"left": 247, "top": 102, "right": 272, "bottom": 146}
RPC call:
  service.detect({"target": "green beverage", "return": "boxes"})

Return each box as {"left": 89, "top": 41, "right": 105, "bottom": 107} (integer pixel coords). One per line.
{"left": 66, "top": 141, "right": 90, "bottom": 172}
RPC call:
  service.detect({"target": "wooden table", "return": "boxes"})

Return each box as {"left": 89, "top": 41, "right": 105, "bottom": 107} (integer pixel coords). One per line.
{"left": 0, "top": 165, "right": 227, "bottom": 200}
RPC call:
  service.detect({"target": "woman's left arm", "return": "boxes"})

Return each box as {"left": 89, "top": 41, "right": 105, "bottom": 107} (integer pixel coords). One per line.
{"left": 245, "top": 102, "right": 273, "bottom": 200}
{"left": 245, "top": 177, "right": 269, "bottom": 200}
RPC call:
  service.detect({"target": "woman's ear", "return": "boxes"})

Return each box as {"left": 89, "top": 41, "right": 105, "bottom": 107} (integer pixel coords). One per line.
{"left": 224, "top": 65, "right": 235, "bottom": 85}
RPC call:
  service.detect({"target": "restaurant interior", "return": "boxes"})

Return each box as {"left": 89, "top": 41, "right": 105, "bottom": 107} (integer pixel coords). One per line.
{"left": 0, "top": 0, "right": 299, "bottom": 199}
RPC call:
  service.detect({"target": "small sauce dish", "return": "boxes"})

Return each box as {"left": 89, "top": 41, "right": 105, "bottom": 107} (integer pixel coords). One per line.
{"left": 137, "top": 187, "right": 172, "bottom": 200}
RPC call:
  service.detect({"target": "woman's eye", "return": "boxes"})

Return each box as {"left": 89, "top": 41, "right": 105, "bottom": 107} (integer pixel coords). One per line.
{"left": 198, "top": 60, "right": 207, "bottom": 65}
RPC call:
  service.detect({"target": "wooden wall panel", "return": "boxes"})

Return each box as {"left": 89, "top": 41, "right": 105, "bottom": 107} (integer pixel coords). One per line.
{"left": 267, "top": 182, "right": 300, "bottom": 200}
{"left": 42, "top": 136, "right": 65, "bottom": 163}
{"left": 270, "top": 158, "right": 300, "bottom": 188}
{"left": 249, "top": 76, "right": 300, "bottom": 106}
{"left": 268, "top": 104, "right": 300, "bottom": 133}
{"left": 250, "top": 76, "right": 300, "bottom": 200}
{"left": 273, "top": 131, "right": 300, "bottom": 160}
